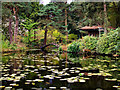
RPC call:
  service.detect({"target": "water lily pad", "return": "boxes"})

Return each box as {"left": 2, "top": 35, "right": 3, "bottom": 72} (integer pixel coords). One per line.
{"left": 13, "top": 80, "right": 20, "bottom": 82}
{"left": 32, "top": 83, "right": 35, "bottom": 85}
{"left": 79, "top": 79, "right": 85, "bottom": 82}
{"left": 55, "top": 76, "right": 61, "bottom": 79}
{"left": 79, "top": 73, "right": 84, "bottom": 76}
{"left": 117, "top": 80, "right": 120, "bottom": 82}
{"left": 10, "top": 83, "right": 19, "bottom": 86}
{"left": 60, "top": 87, "right": 67, "bottom": 89}
{"left": 105, "top": 78, "right": 117, "bottom": 81}
{"left": 69, "top": 70, "right": 74, "bottom": 72}
{"left": 5, "top": 87, "right": 12, "bottom": 90}
{"left": 75, "top": 70, "right": 80, "bottom": 73}
{"left": 60, "top": 79, "right": 67, "bottom": 81}
{"left": 96, "top": 88, "right": 103, "bottom": 90}
{"left": 0, "top": 86, "right": 5, "bottom": 88}
{"left": 33, "top": 79, "right": 44, "bottom": 82}
{"left": 25, "top": 82, "right": 30, "bottom": 84}
{"left": 49, "top": 87, "right": 56, "bottom": 89}
{"left": 4, "top": 74, "right": 9, "bottom": 77}
{"left": 113, "top": 85, "right": 120, "bottom": 88}
{"left": 84, "top": 78, "right": 90, "bottom": 80}
{"left": 26, "top": 80, "right": 32, "bottom": 82}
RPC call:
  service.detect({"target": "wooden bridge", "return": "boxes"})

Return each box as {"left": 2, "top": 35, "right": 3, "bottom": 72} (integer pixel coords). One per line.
{"left": 40, "top": 43, "right": 59, "bottom": 50}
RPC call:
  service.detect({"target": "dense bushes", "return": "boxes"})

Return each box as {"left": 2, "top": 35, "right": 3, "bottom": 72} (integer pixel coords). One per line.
{"left": 2, "top": 35, "right": 17, "bottom": 50}
{"left": 58, "top": 46, "right": 63, "bottom": 51}
{"left": 67, "top": 41, "right": 80, "bottom": 53}
{"left": 67, "top": 36, "right": 97, "bottom": 53}
{"left": 68, "top": 34, "right": 78, "bottom": 41}
{"left": 65, "top": 28, "right": 120, "bottom": 55}
{"left": 67, "top": 41, "right": 80, "bottom": 57}
{"left": 2, "top": 40, "right": 17, "bottom": 50}
{"left": 96, "top": 28, "right": 120, "bottom": 54}
{"left": 79, "top": 36, "right": 97, "bottom": 51}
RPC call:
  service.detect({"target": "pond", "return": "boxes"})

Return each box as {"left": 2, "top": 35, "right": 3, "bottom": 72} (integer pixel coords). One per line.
{"left": 1, "top": 50, "right": 120, "bottom": 90}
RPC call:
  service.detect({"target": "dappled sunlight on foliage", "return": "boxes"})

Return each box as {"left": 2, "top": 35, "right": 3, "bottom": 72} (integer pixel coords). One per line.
{"left": 97, "top": 27, "right": 120, "bottom": 54}
{"left": 79, "top": 36, "right": 97, "bottom": 51}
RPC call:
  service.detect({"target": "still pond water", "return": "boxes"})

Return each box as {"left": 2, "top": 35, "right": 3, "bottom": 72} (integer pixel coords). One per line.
{"left": 1, "top": 50, "right": 120, "bottom": 90}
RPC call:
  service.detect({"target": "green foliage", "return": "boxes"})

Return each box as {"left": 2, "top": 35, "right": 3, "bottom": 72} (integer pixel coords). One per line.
{"left": 40, "top": 28, "right": 66, "bottom": 44}
{"left": 2, "top": 40, "right": 10, "bottom": 49}
{"left": 67, "top": 41, "right": 80, "bottom": 57}
{"left": 52, "top": 29, "right": 61, "bottom": 38}
{"left": 2, "top": 2, "right": 120, "bottom": 51}
{"left": 21, "top": 18, "right": 39, "bottom": 32}
{"left": 67, "top": 28, "right": 120, "bottom": 55}
{"left": 49, "top": 29, "right": 65, "bottom": 43}
{"left": 79, "top": 36, "right": 97, "bottom": 51}
{"left": 38, "top": 3, "right": 63, "bottom": 28}
{"left": 2, "top": 34, "right": 16, "bottom": 50}
{"left": 68, "top": 41, "right": 80, "bottom": 52}
{"left": 21, "top": 18, "right": 39, "bottom": 47}
{"left": 9, "top": 43, "right": 17, "bottom": 50}
{"left": 69, "top": 2, "right": 104, "bottom": 31}
{"left": 58, "top": 46, "right": 63, "bottom": 51}
{"left": 96, "top": 28, "right": 120, "bottom": 54}
{"left": 2, "top": 40, "right": 17, "bottom": 50}
{"left": 108, "top": 2, "right": 120, "bottom": 28}
{"left": 68, "top": 34, "right": 78, "bottom": 41}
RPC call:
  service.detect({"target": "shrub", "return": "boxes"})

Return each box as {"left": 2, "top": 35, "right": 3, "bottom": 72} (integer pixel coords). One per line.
{"left": 67, "top": 41, "right": 80, "bottom": 52}
{"left": 67, "top": 41, "right": 80, "bottom": 57}
{"left": 79, "top": 36, "right": 97, "bottom": 51}
{"left": 58, "top": 46, "right": 63, "bottom": 51}
{"left": 68, "top": 34, "right": 78, "bottom": 41}
{"left": 9, "top": 43, "right": 17, "bottom": 50}
{"left": 2, "top": 40, "right": 17, "bottom": 50}
{"left": 2, "top": 40, "right": 10, "bottom": 49}
{"left": 96, "top": 28, "right": 120, "bottom": 54}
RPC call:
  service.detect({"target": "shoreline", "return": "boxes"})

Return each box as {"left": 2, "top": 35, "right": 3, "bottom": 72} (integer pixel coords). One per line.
{"left": 2, "top": 49, "right": 119, "bottom": 57}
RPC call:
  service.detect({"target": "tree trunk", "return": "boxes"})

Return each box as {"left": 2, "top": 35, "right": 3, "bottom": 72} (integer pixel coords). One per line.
{"left": 104, "top": 2, "right": 107, "bottom": 34}
{"left": 13, "top": 7, "right": 19, "bottom": 43}
{"left": 44, "top": 27, "right": 47, "bottom": 45}
{"left": 14, "top": 15, "right": 18, "bottom": 43}
{"left": 34, "top": 30, "right": 36, "bottom": 43}
{"left": 65, "top": 8, "right": 68, "bottom": 43}
{"left": 28, "top": 29, "right": 30, "bottom": 46}
{"left": 65, "top": 1, "right": 68, "bottom": 63}
{"left": 9, "top": 17, "right": 13, "bottom": 44}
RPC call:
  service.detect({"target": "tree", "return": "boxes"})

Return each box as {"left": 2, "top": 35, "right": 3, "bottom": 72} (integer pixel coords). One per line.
{"left": 65, "top": 1, "right": 68, "bottom": 44}
{"left": 19, "top": 2, "right": 42, "bottom": 46}
{"left": 13, "top": 2, "right": 34, "bottom": 43}
{"left": 107, "top": 2, "right": 120, "bottom": 28}
{"left": 21, "top": 18, "right": 39, "bottom": 46}
{"left": 13, "top": 4, "right": 19, "bottom": 43}
{"left": 2, "top": 2, "right": 14, "bottom": 44}
{"left": 2, "top": 2, "right": 33, "bottom": 44}
{"left": 63, "top": 2, "right": 105, "bottom": 37}
{"left": 38, "top": 3, "right": 62, "bottom": 45}
{"left": 104, "top": 1, "right": 107, "bottom": 34}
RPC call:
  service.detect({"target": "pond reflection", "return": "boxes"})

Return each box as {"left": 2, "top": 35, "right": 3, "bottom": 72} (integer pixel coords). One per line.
{"left": 1, "top": 50, "right": 120, "bottom": 90}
